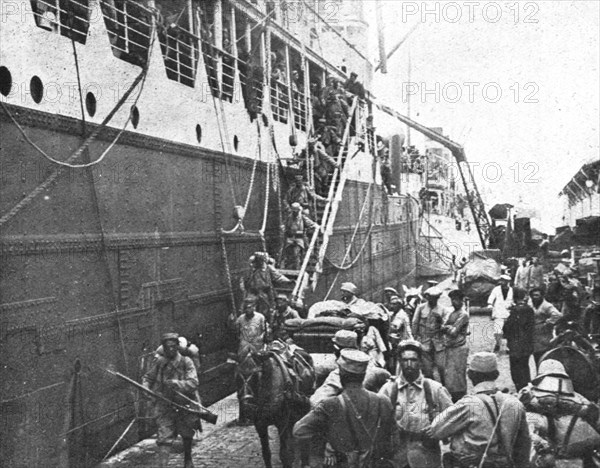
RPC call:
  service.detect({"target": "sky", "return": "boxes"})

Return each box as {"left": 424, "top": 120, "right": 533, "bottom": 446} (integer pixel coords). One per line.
{"left": 367, "top": 0, "right": 600, "bottom": 231}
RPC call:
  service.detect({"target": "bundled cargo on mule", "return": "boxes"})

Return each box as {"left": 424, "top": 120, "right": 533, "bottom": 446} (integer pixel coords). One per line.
{"left": 460, "top": 252, "right": 502, "bottom": 307}
{"left": 284, "top": 299, "right": 375, "bottom": 353}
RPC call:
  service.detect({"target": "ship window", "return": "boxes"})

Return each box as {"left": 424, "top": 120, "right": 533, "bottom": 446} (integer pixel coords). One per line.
{"left": 85, "top": 91, "right": 96, "bottom": 117}
{"left": 130, "top": 105, "right": 140, "bottom": 128}
{"left": 30, "top": 76, "right": 44, "bottom": 104}
{"left": 195, "top": 124, "right": 202, "bottom": 143}
{"left": 100, "top": 0, "right": 152, "bottom": 68}
{"left": 0, "top": 67, "right": 12, "bottom": 96}
{"left": 233, "top": 135, "right": 239, "bottom": 151}
{"left": 30, "top": 0, "right": 91, "bottom": 44}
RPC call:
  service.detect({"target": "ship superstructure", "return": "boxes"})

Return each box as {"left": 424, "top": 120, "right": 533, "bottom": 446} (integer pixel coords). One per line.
{"left": 0, "top": 1, "right": 421, "bottom": 466}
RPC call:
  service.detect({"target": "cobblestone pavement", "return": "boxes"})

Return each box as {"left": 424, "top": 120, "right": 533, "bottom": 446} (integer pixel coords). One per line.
{"left": 100, "top": 315, "right": 582, "bottom": 468}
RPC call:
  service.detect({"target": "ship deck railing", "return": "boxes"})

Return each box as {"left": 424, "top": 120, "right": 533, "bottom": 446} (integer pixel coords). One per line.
{"left": 158, "top": 25, "right": 199, "bottom": 88}
{"left": 270, "top": 79, "right": 290, "bottom": 124}
{"left": 100, "top": 0, "right": 153, "bottom": 67}
{"left": 31, "top": 0, "right": 92, "bottom": 44}
{"left": 221, "top": 49, "right": 236, "bottom": 102}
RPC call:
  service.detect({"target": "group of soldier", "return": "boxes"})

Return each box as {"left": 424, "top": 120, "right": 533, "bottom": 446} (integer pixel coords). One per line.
{"left": 139, "top": 251, "right": 600, "bottom": 468}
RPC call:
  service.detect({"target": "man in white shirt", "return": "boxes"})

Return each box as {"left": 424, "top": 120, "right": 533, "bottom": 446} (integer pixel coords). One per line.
{"left": 487, "top": 275, "right": 513, "bottom": 353}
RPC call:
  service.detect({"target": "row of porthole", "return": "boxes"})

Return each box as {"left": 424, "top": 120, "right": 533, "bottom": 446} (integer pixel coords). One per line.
{"left": 1, "top": 65, "right": 241, "bottom": 149}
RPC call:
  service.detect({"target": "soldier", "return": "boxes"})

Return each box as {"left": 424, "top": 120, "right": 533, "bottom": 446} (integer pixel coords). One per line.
{"left": 143, "top": 332, "right": 199, "bottom": 468}
{"left": 312, "top": 330, "right": 391, "bottom": 407}
{"left": 382, "top": 286, "right": 400, "bottom": 310}
{"left": 283, "top": 202, "right": 319, "bottom": 270}
{"left": 530, "top": 287, "right": 562, "bottom": 365}
{"left": 294, "top": 349, "right": 398, "bottom": 467}
{"left": 380, "top": 147, "right": 394, "bottom": 195}
{"left": 430, "top": 352, "right": 531, "bottom": 468}
{"left": 502, "top": 288, "right": 535, "bottom": 391}
{"left": 389, "top": 296, "right": 413, "bottom": 342}
{"left": 270, "top": 293, "right": 300, "bottom": 342}
{"left": 234, "top": 295, "right": 267, "bottom": 353}
{"left": 441, "top": 290, "right": 470, "bottom": 401}
{"left": 239, "top": 252, "right": 291, "bottom": 317}
{"left": 286, "top": 174, "right": 326, "bottom": 213}
{"left": 411, "top": 286, "right": 445, "bottom": 380}
{"left": 379, "top": 339, "right": 453, "bottom": 468}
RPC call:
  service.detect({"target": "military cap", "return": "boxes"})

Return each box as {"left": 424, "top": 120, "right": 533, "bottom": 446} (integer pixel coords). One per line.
{"left": 448, "top": 289, "right": 465, "bottom": 300}
{"left": 291, "top": 202, "right": 302, "bottom": 212}
{"left": 500, "top": 274, "right": 511, "bottom": 281}
{"left": 468, "top": 352, "right": 498, "bottom": 373}
{"left": 161, "top": 332, "right": 179, "bottom": 344}
{"left": 332, "top": 330, "right": 358, "bottom": 349}
{"left": 276, "top": 292, "right": 289, "bottom": 301}
{"left": 340, "top": 282, "right": 358, "bottom": 295}
{"left": 397, "top": 339, "right": 423, "bottom": 355}
{"left": 337, "top": 348, "right": 369, "bottom": 374}
{"left": 389, "top": 295, "right": 402, "bottom": 304}
{"left": 384, "top": 287, "right": 399, "bottom": 295}
{"left": 426, "top": 280, "right": 439, "bottom": 286}
{"left": 424, "top": 286, "right": 442, "bottom": 297}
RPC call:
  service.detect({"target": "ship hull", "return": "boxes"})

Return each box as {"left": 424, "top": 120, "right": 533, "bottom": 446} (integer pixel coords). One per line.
{"left": 0, "top": 103, "right": 417, "bottom": 467}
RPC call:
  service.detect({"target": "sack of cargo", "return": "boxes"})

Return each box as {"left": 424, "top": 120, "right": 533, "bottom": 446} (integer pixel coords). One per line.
{"left": 463, "top": 255, "right": 501, "bottom": 284}
{"left": 284, "top": 317, "right": 365, "bottom": 332}
{"left": 307, "top": 300, "right": 350, "bottom": 318}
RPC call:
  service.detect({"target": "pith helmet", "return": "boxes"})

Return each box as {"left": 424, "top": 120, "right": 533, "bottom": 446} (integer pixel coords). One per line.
{"left": 340, "top": 282, "right": 358, "bottom": 295}
{"left": 384, "top": 287, "right": 399, "bottom": 296}
{"left": 389, "top": 295, "right": 402, "bottom": 304}
{"left": 424, "top": 286, "right": 442, "bottom": 297}
{"left": 534, "top": 359, "right": 570, "bottom": 381}
{"left": 533, "top": 360, "right": 574, "bottom": 394}
{"left": 337, "top": 349, "right": 369, "bottom": 374}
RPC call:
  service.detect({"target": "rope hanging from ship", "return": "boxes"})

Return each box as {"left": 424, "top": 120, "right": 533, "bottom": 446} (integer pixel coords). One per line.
{"left": 0, "top": 27, "right": 156, "bottom": 171}
{"left": 0, "top": 15, "right": 161, "bottom": 230}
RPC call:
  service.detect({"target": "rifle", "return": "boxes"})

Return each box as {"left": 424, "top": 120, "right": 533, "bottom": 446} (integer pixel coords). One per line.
{"left": 105, "top": 368, "right": 218, "bottom": 425}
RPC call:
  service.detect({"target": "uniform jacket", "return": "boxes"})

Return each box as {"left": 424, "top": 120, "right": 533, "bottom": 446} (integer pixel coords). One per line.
{"left": 379, "top": 373, "right": 453, "bottom": 467}
{"left": 143, "top": 352, "right": 198, "bottom": 404}
{"left": 310, "top": 365, "right": 391, "bottom": 407}
{"left": 430, "top": 381, "right": 531, "bottom": 467}
{"left": 412, "top": 303, "right": 445, "bottom": 352}
{"left": 530, "top": 299, "right": 562, "bottom": 353}
{"left": 294, "top": 386, "right": 397, "bottom": 462}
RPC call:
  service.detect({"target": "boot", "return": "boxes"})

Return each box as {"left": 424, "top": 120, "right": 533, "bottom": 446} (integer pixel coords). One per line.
{"left": 157, "top": 445, "right": 170, "bottom": 468}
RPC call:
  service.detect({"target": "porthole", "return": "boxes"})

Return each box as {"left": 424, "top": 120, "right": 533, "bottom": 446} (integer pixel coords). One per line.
{"left": 130, "top": 105, "right": 140, "bottom": 128}
{"left": 85, "top": 92, "right": 97, "bottom": 117}
{"left": 30, "top": 76, "right": 44, "bottom": 104}
{"left": 233, "top": 135, "right": 239, "bottom": 151}
{"left": 195, "top": 124, "right": 202, "bottom": 143}
{"left": 0, "top": 66, "right": 12, "bottom": 96}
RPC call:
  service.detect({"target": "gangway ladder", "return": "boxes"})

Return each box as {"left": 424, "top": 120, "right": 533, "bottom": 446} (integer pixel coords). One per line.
{"left": 290, "top": 96, "right": 360, "bottom": 303}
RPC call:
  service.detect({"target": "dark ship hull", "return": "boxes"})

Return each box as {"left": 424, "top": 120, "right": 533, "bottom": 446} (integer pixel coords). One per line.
{"left": 0, "top": 103, "right": 417, "bottom": 467}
